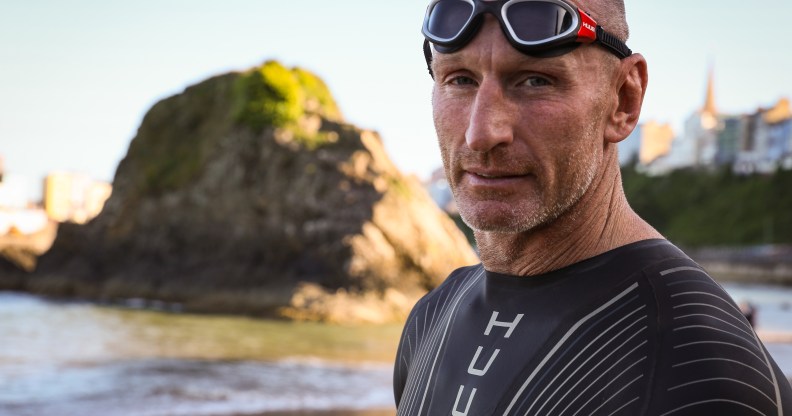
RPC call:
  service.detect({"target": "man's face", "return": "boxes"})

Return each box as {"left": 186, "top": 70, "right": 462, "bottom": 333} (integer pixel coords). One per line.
{"left": 432, "top": 16, "right": 615, "bottom": 234}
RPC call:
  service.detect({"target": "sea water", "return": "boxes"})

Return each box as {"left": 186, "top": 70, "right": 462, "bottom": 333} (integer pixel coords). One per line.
{"left": 0, "top": 284, "right": 790, "bottom": 416}
{"left": 0, "top": 292, "right": 399, "bottom": 415}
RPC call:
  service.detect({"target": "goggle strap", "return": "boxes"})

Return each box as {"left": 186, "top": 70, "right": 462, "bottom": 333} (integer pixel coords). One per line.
{"left": 595, "top": 27, "right": 632, "bottom": 59}
{"left": 423, "top": 40, "right": 435, "bottom": 79}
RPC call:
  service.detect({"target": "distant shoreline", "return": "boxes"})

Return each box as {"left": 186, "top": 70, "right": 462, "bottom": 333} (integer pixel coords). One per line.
{"left": 685, "top": 245, "right": 792, "bottom": 286}
{"left": 699, "top": 261, "right": 792, "bottom": 286}
{"left": 2, "top": 223, "right": 792, "bottom": 286}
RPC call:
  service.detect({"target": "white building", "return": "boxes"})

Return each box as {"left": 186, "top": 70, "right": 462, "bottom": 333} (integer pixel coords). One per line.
{"left": 649, "top": 69, "right": 721, "bottom": 174}
{"left": 734, "top": 98, "right": 792, "bottom": 174}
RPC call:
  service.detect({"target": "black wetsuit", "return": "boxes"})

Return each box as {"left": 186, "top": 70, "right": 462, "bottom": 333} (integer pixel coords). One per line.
{"left": 394, "top": 239, "right": 792, "bottom": 415}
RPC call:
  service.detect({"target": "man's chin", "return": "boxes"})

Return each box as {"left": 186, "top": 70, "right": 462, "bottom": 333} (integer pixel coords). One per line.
{"left": 458, "top": 203, "right": 548, "bottom": 234}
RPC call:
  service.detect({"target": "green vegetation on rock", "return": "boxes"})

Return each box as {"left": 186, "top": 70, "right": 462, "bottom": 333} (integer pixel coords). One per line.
{"left": 622, "top": 167, "right": 792, "bottom": 247}
{"left": 125, "top": 61, "right": 346, "bottom": 196}
{"left": 292, "top": 67, "right": 342, "bottom": 121}
{"left": 233, "top": 61, "right": 343, "bottom": 149}
{"left": 234, "top": 61, "right": 305, "bottom": 129}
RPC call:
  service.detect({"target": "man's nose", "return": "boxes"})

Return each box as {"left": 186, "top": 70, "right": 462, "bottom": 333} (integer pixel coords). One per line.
{"left": 465, "top": 79, "right": 515, "bottom": 152}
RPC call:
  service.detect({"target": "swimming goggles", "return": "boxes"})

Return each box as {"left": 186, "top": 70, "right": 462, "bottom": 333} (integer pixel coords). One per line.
{"left": 422, "top": 0, "right": 632, "bottom": 76}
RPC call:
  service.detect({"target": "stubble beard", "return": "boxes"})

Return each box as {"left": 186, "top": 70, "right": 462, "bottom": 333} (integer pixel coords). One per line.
{"left": 446, "top": 132, "right": 601, "bottom": 236}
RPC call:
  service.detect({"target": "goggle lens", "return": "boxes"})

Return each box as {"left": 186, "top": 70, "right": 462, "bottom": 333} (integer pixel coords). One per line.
{"left": 504, "top": 1, "right": 574, "bottom": 42}
{"left": 426, "top": 0, "right": 474, "bottom": 40}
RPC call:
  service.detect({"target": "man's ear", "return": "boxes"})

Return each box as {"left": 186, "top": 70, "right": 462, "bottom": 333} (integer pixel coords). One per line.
{"left": 604, "top": 53, "right": 648, "bottom": 144}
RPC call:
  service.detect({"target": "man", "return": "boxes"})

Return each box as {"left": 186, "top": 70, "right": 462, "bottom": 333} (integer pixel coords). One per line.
{"left": 393, "top": 0, "right": 792, "bottom": 415}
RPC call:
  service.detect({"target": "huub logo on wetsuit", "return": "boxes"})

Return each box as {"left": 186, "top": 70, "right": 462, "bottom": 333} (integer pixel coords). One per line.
{"left": 453, "top": 312, "right": 523, "bottom": 415}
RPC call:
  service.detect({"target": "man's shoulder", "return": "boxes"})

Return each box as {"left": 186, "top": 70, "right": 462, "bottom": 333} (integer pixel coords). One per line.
{"left": 602, "top": 239, "right": 719, "bottom": 292}
{"left": 602, "top": 238, "right": 691, "bottom": 274}
{"left": 411, "top": 263, "right": 484, "bottom": 311}
{"left": 636, "top": 249, "right": 792, "bottom": 414}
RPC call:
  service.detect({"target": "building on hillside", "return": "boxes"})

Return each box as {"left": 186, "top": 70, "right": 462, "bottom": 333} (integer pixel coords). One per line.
{"left": 651, "top": 132, "right": 693, "bottom": 174}
{"left": 761, "top": 99, "right": 792, "bottom": 171}
{"left": 769, "top": 115, "right": 792, "bottom": 171}
{"left": 649, "top": 70, "right": 720, "bottom": 174}
{"left": 0, "top": 208, "right": 48, "bottom": 236}
{"left": 639, "top": 122, "right": 676, "bottom": 166}
{"left": 734, "top": 98, "right": 792, "bottom": 174}
{"left": 714, "top": 115, "right": 743, "bottom": 167}
{"left": 693, "top": 68, "right": 721, "bottom": 167}
{"left": 623, "top": 62, "right": 792, "bottom": 176}
{"left": 0, "top": 156, "right": 49, "bottom": 236}
{"left": 0, "top": 175, "right": 34, "bottom": 210}
{"left": 645, "top": 67, "right": 792, "bottom": 176}
{"left": 44, "top": 172, "right": 112, "bottom": 224}
{"left": 734, "top": 112, "right": 766, "bottom": 174}
{"left": 619, "top": 121, "right": 676, "bottom": 173}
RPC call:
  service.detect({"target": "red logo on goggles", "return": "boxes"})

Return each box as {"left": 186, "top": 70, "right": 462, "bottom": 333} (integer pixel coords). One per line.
{"left": 577, "top": 9, "right": 597, "bottom": 43}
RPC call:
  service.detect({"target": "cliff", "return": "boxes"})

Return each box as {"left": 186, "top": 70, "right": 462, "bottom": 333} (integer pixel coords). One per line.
{"left": 29, "top": 61, "right": 478, "bottom": 323}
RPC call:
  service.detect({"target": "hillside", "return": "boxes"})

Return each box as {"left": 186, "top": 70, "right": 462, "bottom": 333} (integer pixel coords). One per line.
{"left": 622, "top": 167, "right": 792, "bottom": 247}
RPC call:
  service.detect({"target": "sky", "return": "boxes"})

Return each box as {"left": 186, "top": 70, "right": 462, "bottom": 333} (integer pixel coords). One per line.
{"left": 1, "top": 0, "right": 791, "bottom": 201}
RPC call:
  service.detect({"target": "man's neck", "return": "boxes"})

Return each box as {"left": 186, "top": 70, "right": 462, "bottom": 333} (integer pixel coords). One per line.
{"left": 474, "top": 168, "right": 662, "bottom": 277}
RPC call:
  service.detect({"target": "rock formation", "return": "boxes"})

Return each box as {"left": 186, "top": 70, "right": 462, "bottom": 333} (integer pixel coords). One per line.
{"left": 30, "top": 61, "right": 478, "bottom": 323}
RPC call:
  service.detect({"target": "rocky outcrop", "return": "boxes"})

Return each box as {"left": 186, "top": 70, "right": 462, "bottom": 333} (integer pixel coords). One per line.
{"left": 31, "top": 61, "right": 478, "bottom": 323}
{"left": 0, "top": 221, "right": 57, "bottom": 288}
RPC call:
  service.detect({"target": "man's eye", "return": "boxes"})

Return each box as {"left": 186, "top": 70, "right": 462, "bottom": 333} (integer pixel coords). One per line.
{"left": 450, "top": 76, "right": 476, "bottom": 86}
{"left": 524, "top": 76, "right": 551, "bottom": 87}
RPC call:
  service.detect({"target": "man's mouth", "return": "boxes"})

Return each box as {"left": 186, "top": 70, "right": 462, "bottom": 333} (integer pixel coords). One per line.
{"left": 475, "top": 173, "right": 521, "bottom": 179}
{"left": 467, "top": 170, "right": 528, "bottom": 179}
{"left": 461, "top": 169, "right": 535, "bottom": 191}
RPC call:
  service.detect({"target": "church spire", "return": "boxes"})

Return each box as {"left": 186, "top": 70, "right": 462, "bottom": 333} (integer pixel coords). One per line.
{"left": 702, "top": 65, "right": 717, "bottom": 116}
